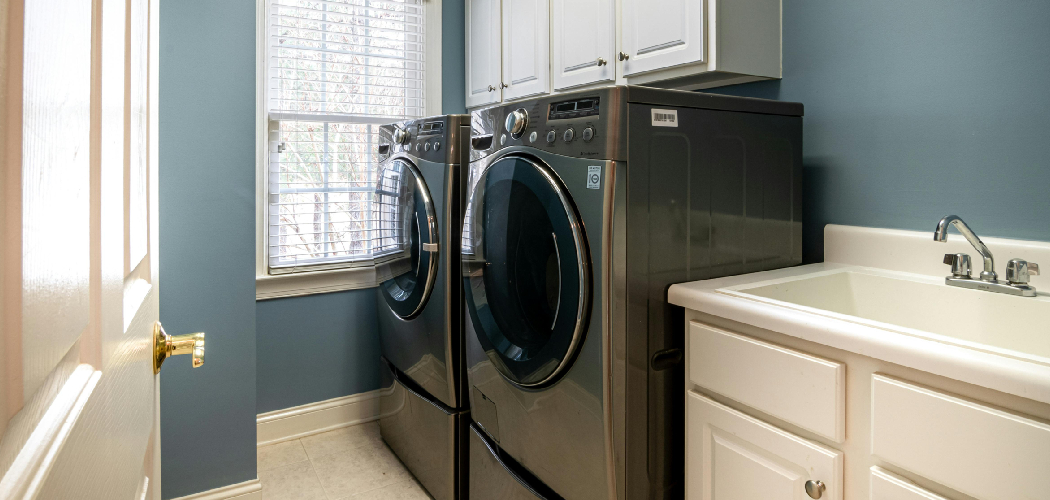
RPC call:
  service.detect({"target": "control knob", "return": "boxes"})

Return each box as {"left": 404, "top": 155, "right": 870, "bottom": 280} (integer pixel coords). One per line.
{"left": 392, "top": 126, "right": 410, "bottom": 145}
{"left": 505, "top": 108, "right": 529, "bottom": 138}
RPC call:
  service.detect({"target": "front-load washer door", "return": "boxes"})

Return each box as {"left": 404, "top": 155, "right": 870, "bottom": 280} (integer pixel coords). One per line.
{"left": 374, "top": 158, "right": 439, "bottom": 319}
{"left": 462, "top": 155, "right": 592, "bottom": 389}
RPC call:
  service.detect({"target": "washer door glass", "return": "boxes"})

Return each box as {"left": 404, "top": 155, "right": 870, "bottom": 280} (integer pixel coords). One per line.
{"left": 374, "top": 158, "right": 438, "bottom": 319}
{"left": 463, "top": 155, "right": 591, "bottom": 388}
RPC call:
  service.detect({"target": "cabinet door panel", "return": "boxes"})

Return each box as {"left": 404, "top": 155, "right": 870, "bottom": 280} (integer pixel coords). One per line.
{"left": 466, "top": 0, "right": 502, "bottom": 108}
{"left": 870, "top": 467, "right": 951, "bottom": 500}
{"left": 501, "top": 0, "right": 549, "bottom": 101}
{"left": 621, "top": 0, "right": 704, "bottom": 76}
{"left": 687, "top": 391, "right": 842, "bottom": 500}
{"left": 871, "top": 375, "right": 1050, "bottom": 500}
{"left": 550, "top": 0, "right": 614, "bottom": 90}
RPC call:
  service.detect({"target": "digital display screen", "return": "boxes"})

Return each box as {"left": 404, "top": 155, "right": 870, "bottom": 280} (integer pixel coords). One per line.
{"left": 548, "top": 97, "right": 600, "bottom": 120}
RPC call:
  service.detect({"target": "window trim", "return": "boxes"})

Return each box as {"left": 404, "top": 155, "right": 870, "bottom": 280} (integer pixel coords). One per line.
{"left": 255, "top": 0, "right": 443, "bottom": 300}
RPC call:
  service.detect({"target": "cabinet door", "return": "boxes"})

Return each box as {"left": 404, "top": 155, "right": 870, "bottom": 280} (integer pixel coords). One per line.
{"left": 620, "top": 0, "right": 705, "bottom": 76}
{"left": 500, "top": 0, "right": 550, "bottom": 101}
{"left": 550, "top": 0, "right": 614, "bottom": 90}
{"left": 466, "top": 0, "right": 502, "bottom": 108}
{"left": 687, "top": 391, "right": 843, "bottom": 500}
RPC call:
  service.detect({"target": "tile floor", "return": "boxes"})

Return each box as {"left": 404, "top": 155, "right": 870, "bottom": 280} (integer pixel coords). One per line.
{"left": 257, "top": 421, "right": 433, "bottom": 500}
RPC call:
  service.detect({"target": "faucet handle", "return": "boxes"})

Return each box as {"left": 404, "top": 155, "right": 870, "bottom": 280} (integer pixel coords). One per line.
{"left": 1006, "top": 259, "right": 1039, "bottom": 285}
{"left": 944, "top": 253, "right": 972, "bottom": 279}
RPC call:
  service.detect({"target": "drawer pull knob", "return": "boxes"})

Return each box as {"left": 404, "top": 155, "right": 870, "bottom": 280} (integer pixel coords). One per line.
{"left": 805, "top": 480, "right": 826, "bottom": 499}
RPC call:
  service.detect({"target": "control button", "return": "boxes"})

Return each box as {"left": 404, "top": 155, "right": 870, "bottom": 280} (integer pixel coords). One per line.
{"left": 432, "top": 142, "right": 441, "bottom": 151}
{"left": 529, "top": 131, "right": 538, "bottom": 143}
{"left": 582, "top": 127, "right": 594, "bottom": 142}
{"left": 563, "top": 128, "right": 575, "bottom": 143}
{"left": 415, "top": 143, "right": 422, "bottom": 152}
{"left": 546, "top": 130, "right": 557, "bottom": 143}
{"left": 500, "top": 134, "right": 507, "bottom": 146}
{"left": 424, "top": 142, "right": 431, "bottom": 151}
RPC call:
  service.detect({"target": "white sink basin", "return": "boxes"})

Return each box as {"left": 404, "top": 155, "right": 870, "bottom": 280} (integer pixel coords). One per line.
{"left": 726, "top": 269, "right": 1050, "bottom": 362}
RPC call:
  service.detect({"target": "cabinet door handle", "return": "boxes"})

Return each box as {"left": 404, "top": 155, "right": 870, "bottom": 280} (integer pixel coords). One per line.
{"left": 805, "top": 480, "right": 826, "bottom": 499}
{"left": 487, "top": 85, "right": 496, "bottom": 92}
{"left": 618, "top": 51, "right": 630, "bottom": 61}
{"left": 499, "top": 82, "right": 509, "bottom": 89}
{"left": 596, "top": 57, "right": 607, "bottom": 66}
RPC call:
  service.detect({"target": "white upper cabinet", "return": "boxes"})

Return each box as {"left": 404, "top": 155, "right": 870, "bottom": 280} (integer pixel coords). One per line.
{"left": 466, "top": 0, "right": 502, "bottom": 108}
{"left": 620, "top": 0, "right": 704, "bottom": 77}
{"left": 550, "top": 0, "right": 615, "bottom": 90}
{"left": 500, "top": 0, "right": 550, "bottom": 101}
{"left": 465, "top": 0, "right": 781, "bottom": 107}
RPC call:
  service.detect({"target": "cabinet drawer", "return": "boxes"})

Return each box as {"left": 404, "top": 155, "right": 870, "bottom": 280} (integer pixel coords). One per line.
{"left": 870, "top": 467, "right": 950, "bottom": 500}
{"left": 689, "top": 322, "right": 846, "bottom": 441}
{"left": 687, "top": 391, "right": 842, "bottom": 500}
{"left": 872, "top": 375, "right": 1050, "bottom": 500}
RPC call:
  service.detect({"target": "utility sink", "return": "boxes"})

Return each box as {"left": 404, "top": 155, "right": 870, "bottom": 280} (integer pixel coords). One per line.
{"left": 724, "top": 269, "right": 1050, "bottom": 363}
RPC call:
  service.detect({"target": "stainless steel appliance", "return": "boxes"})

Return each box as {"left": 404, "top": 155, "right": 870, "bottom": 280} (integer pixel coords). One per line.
{"left": 462, "top": 86, "right": 804, "bottom": 499}
{"left": 374, "top": 115, "right": 470, "bottom": 500}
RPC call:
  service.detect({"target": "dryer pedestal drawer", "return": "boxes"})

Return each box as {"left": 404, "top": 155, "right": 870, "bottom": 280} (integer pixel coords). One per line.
{"left": 872, "top": 375, "right": 1050, "bottom": 500}
{"left": 688, "top": 321, "right": 846, "bottom": 442}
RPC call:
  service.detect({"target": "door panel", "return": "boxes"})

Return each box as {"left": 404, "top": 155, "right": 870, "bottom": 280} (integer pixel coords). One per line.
{"left": 0, "top": 0, "right": 165, "bottom": 498}
{"left": 500, "top": 0, "right": 549, "bottom": 101}
{"left": 462, "top": 155, "right": 590, "bottom": 388}
{"left": 466, "top": 0, "right": 502, "bottom": 108}
{"left": 620, "top": 0, "right": 705, "bottom": 76}
{"left": 687, "top": 391, "right": 842, "bottom": 500}
{"left": 550, "top": 0, "right": 614, "bottom": 90}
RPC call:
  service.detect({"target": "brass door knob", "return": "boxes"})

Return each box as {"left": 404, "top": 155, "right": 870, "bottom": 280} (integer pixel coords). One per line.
{"left": 153, "top": 321, "right": 205, "bottom": 374}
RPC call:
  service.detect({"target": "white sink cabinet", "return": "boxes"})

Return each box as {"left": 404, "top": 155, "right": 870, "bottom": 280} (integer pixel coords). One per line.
{"left": 673, "top": 225, "right": 1050, "bottom": 500}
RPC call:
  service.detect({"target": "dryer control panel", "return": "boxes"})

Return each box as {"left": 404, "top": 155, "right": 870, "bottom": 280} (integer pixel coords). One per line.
{"left": 469, "top": 86, "right": 627, "bottom": 162}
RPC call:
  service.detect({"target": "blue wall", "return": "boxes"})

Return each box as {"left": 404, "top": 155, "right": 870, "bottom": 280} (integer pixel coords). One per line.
{"left": 254, "top": 0, "right": 467, "bottom": 414}
{"left": 442, "top": 0, "right": 466, "bottom": 114}
{"left": 256, "top": 290, "right": 380, "bottom": 413}
{"left": 158, "top": 0, "right": 258, "bottom": 498}
{"left": 705, "top": 0, "right": 1050, "bottom": 262}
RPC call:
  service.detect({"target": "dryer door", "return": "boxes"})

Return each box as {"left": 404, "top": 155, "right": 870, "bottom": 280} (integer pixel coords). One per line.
{"left": 463, "top": 155, "right": 592, "bottom": 388}
{"left": 374, "top": 158, "right": 439, "bottom": 319}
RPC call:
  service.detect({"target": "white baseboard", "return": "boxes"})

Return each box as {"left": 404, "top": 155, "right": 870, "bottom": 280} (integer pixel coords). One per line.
{"left": 256, "top": 389, "right": 386, "bottom": 446}
{"left": 171, "top": 479, "right": 261, "bottom": 500}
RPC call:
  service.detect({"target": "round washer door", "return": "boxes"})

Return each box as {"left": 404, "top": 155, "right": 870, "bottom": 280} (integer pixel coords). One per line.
{"left": 462, "top": 155, "right": 591, "bottom": 388}
{"left": 374, "top": 158, "right": 439, "bottom": 319}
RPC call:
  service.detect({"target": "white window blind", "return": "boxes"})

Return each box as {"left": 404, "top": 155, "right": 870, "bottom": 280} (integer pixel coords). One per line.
{"left": 267, "top": 0, "right": 425, "bottom": 271}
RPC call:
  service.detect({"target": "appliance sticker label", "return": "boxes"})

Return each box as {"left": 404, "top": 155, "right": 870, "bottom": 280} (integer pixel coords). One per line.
{"left": 587, "top": 166, "right": 602, "bottom": 189}
{"left": 651, "top": 109, "right": 678, "bottom": 127}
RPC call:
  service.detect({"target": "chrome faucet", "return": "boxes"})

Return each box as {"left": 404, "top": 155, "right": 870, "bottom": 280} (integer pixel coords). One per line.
{"left": 934, "top": 215, "right": 1039, "bottom": 297}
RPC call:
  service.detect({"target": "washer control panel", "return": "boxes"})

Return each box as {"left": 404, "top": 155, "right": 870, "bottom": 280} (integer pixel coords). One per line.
{"left": 379, "top": 115, "right": 466, "bottom": 164}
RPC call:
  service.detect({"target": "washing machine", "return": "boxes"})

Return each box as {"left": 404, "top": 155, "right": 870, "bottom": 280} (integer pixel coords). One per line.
{"left": 374, "top": 114, "right": 470, "bottom": 500}
{"left": 462, "top": 86, "right": 804, "bottom": 500}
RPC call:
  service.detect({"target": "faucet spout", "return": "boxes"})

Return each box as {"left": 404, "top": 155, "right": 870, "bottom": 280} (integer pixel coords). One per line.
{"left": 934, "top": 215, "right": 997, "bottom": 282}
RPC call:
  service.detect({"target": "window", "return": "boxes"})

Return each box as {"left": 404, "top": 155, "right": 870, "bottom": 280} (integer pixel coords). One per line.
{"left": 263, "top": 0, "right": 428, "bottom": 276}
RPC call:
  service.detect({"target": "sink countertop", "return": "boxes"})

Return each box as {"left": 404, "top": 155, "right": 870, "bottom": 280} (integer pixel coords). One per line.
{"left": 669, "top": 225, "right": 1050, "bottom": 406}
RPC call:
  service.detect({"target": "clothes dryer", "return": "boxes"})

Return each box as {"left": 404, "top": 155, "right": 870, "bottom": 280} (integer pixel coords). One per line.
{"left": 462, "top": 87, "right": 804, "bottom": 499}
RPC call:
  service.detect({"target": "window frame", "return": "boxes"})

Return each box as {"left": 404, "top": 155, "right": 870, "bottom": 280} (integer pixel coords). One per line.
{"left": 255, "top": 0, "right": 444, "bottom": 300}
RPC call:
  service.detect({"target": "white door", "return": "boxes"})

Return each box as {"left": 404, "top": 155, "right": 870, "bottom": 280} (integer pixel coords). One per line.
{"left": 687, "top": 392, "right": 843, "bottom": 500}
{"left": 500, "top": 0, "right": 549, "bottom": 101}
{"left": 466, "top": 0, "right": 503, "bottom": 108}
{"left": 0, "top": 1, "right": 203, "bottom": 498}
{"left": 620, "top": 0, "right": 705, "bottom": 77}
{"left": 550, "top": 0, "right": 614, "bottom": 90}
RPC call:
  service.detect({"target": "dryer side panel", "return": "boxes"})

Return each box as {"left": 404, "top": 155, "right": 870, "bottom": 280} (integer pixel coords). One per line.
{"left": 622, "top": 102, "right": 804, "bottom": 500}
